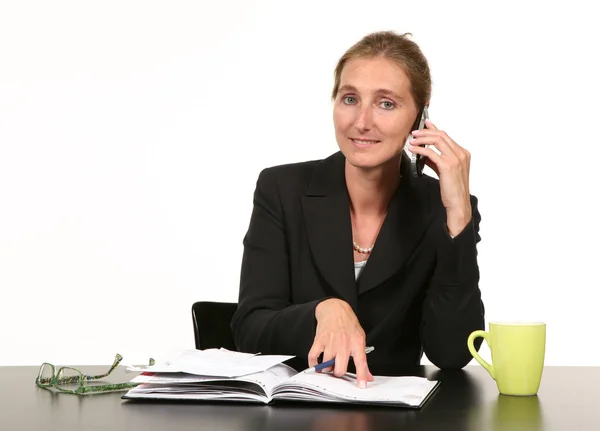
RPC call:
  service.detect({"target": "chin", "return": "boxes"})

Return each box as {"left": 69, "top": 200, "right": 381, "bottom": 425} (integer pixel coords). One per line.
{"left": 342, "top": 148, "right": 398, "bottom": 170}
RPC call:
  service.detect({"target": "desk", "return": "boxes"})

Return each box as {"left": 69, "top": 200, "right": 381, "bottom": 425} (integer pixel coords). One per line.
{"left": 2, "top": 365, "right": 599, "bottom": 430}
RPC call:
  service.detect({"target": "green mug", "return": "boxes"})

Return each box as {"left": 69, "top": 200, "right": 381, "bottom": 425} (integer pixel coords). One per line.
{"left": 467, "top": 322, "right": 546, "bottom": 396}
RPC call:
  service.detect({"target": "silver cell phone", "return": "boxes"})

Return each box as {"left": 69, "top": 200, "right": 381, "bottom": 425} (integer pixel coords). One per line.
{"left": 403, "top": 106, "right": 429, "bottom": 178}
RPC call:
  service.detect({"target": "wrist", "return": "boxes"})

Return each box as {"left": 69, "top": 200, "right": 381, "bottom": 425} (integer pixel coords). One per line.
{"left": 316, "top": 298, "right": 347, "bottom": 321}
{"left": 446, "top": 206, "right": 472, "bottom": 237}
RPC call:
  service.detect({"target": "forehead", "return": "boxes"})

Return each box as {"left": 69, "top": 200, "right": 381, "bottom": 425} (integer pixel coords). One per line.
{"left": 339, "top": 56, "right": 412, "bottom": 97}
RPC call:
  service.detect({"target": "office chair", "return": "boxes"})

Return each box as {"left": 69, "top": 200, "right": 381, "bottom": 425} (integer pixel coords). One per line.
{"left": 191, "top": 301, "right": 238, "bottom": 351}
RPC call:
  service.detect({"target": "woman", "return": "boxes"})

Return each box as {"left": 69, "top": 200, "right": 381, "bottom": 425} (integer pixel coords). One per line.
{"left": 231, "top": 31, "right": 484, "bottom": 388}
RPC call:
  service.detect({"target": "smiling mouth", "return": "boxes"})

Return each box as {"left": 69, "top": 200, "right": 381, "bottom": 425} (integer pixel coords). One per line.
{"left": 350, "top": 138, "right": 381, "bottom": 146}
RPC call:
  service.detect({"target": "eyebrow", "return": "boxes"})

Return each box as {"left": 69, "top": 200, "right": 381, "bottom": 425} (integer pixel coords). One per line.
{"left": 338, "top": 85, "right": 404, "bottom": 101}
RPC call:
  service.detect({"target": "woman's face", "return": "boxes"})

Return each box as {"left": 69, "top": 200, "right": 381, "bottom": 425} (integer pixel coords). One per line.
{"left": 333, "top": 56, "right": 420, "bottom": 170}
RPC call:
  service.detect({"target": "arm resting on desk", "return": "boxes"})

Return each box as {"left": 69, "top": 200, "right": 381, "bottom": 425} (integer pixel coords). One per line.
{"left": 421, "top": 196, "right": 485, "bottom": 370}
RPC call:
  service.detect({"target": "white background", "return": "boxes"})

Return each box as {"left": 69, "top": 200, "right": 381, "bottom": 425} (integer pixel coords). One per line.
{"left": 1, "top": 0, "right": 598, "bottom": 367}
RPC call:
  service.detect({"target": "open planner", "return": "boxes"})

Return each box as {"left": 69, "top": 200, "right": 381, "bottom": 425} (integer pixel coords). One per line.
{"left": 121, "top": 348, "right": 440, "bottom": 408}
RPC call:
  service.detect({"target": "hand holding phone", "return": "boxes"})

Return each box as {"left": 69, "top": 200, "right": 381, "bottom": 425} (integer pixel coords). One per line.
{"left": 403, "top": 111, "right": 474, "bottom": 237}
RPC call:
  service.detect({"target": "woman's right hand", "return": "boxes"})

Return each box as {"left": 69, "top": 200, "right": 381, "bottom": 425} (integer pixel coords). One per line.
{"left": 308, "top": 298, "right": 374, "bottom": 388}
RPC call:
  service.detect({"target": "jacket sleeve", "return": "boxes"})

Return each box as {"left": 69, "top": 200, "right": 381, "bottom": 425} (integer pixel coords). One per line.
{"left": 230, "top": 167, "right": 321, "bottom": 358}
{"left": 421, "top": 195, "right": 485, "bottom": 370}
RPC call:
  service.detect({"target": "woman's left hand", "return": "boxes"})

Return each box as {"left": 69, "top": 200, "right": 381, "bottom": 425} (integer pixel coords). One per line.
{"left": 408, "top": 119, "right": 472, "bottom": 237}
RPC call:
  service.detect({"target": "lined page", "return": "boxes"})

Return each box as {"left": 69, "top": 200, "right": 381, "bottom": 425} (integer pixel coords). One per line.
{"left": 273, "top": 371, "right": 438, "bottom": 407}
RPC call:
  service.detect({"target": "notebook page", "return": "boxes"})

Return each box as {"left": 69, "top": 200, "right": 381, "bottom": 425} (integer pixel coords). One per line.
{"left": 236, "top": 363, "right": 298, "bottom": 397}
{"left": 126, "top": 348, "right": 294, "bottom": 377}
{"left": 123, "top": 386, "right": 270, "bottom": 403}
{"left": 131, "top": 372, "right": 231, "bottom": 384}
{"left": 273, "top": 371, "right": 437, "bottom": 407}
{"left": 126, "top": 374, "right": 271, "bottom": 402}
{"left": 127, "top": 364, "right": 297, "bottom": 401}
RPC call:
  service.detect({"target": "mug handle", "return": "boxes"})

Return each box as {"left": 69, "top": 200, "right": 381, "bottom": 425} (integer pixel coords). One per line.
{"left": 467, "top": 330, "right": 496, "bottom": 380}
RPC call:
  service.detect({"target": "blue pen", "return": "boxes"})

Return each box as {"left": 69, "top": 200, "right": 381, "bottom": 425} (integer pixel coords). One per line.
{"left": 310, "top": 346, "right": 375, "bottom": 373}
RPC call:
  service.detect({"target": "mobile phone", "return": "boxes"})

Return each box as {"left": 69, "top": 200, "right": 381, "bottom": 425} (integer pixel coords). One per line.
{"left": 403, "top": 106, "right": 429, "bottom": 178}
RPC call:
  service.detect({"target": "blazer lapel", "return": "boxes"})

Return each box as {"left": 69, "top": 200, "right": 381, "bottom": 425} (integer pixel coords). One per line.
{"left": 301, "top": 152, "right": 357, "bottom": 307}
{"left": 357, "top": 161, "right": 432, "bottom": 296}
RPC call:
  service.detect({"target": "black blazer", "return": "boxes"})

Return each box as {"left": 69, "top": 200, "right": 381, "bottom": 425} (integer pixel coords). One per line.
{"left": 231, "top": 151, "right": 484, "bottom": 373}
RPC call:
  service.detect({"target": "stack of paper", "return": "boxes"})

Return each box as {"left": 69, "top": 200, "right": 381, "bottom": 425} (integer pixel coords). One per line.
{"left": 122, "top": 348, "right": 440, "bottom": 408}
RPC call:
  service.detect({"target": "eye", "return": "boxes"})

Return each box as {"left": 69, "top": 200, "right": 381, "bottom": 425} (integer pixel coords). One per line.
{"left": 380, "top": 100, "right": 395, "bottom": 110}
{"left": 343, "top": 96, "right": 357, "bottom": 105}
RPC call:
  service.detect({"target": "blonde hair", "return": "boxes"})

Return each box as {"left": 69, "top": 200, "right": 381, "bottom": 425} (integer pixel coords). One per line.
{"left": 332, "top": 31, "right": 431, "bottom": 109}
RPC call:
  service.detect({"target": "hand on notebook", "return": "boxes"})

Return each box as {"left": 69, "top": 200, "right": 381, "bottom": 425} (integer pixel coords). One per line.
{"left": 309, "top": 299, "right": 375, "bottom": 388}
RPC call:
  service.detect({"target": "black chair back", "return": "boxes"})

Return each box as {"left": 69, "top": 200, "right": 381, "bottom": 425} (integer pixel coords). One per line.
{"left": 191, "top": 301, "right": 237, "bottom": 351}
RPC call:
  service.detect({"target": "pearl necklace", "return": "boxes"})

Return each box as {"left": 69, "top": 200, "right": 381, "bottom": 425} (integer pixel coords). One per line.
{"left": 353, "top": 241, "right": 374, "bottom": 254}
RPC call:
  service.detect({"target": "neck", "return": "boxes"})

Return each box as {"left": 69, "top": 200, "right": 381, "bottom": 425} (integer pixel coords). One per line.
{"left": 345, "top": 158, "right": 401, "bottom": 217}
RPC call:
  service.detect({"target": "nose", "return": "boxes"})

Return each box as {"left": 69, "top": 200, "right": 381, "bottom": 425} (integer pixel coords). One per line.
{"left": 354, "top": 105, "right": 374, "bottom": 133}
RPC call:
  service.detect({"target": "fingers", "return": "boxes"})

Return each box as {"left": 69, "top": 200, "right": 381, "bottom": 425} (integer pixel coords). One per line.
{"left": 309, "top": 341, "right": 373, "bottom": 388}
{"left": 407, "top": 143, "right": 443, "bottom": 167}
{"left": 310, "top": 339, "right": 348, "bottom": 374}
{"left": 411, "top": 130, "right": 457, "bottom": 158}
{"left": 352, "top": 347, "right": 374, "bottom": 388}
{"left": 408, "top": 121, "right": 471, "bottom": 176}
{"left": 308, "top": 340, "right": 324, "bottom": 368}
{"left": 409, "top": 140, "right": 470, "bottom": 175}
{"left": 321, "top": 345, "right": 336, "bottom": 373}
{"left": 424, "top": 118, "right": 438, "bottom": 130}
{"left": 412, "top": 120, "right": 470, "bottom": 160}
{"left": 333, "top": 350, "right": 350, "bottom": 378}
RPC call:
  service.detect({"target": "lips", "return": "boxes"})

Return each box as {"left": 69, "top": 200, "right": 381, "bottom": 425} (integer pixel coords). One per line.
{"left": 350, "top": 138, "right": 380, "bottom": 147}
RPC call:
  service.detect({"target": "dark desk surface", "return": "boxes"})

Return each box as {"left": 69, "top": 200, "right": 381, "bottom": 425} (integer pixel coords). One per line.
{"left": 2, "top": 365, "right": 599, "bottom": 431}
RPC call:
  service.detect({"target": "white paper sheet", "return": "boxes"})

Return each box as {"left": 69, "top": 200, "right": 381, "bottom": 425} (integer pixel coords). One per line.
{"left": 125, "top": 348, "right": 295, "bottom": 378}
{"left": 273, "top": 371, "right": 438, "bottom": 407}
